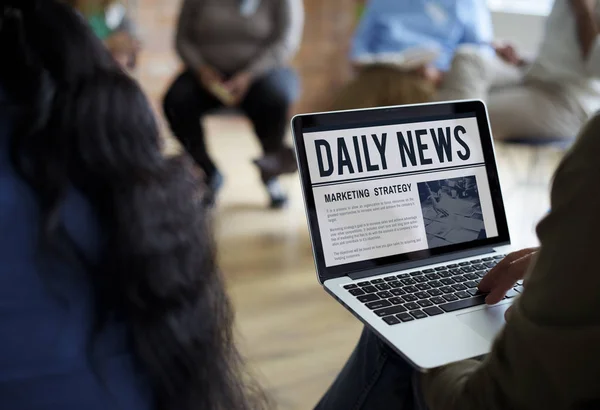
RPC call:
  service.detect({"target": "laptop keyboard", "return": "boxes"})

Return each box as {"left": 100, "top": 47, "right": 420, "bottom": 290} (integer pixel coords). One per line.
{"left": 343, "top": 255, "right": 525, "bottom": 325}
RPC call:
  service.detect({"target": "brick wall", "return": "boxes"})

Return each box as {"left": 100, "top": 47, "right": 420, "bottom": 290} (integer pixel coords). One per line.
{"left": 292, "top": 0, "right": 357, "bottom": 112}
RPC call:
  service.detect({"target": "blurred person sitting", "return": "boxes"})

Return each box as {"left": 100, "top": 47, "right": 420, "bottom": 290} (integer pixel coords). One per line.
{"left": 67, "top": 0, "right": 140, "bottom": 70}
{"left": 331, "top": 0, "right": 493, "bottom": 110}
{"left": 0, "top": 1, "right": 266, "bottom": 409}
{"left": 439, "top": 0, "right": 600, "bottom": 140}
{"left": 163, "top": 0, "right": 304, "bottom": 208}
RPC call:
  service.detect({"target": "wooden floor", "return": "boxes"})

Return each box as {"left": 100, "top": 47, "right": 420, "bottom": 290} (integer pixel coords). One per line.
{"left": 129, "top": 1, "right": 561, "bottom": 407}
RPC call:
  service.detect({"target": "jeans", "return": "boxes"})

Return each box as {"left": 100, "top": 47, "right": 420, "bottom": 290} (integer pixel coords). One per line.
{"left": 316, "top": 327, "right": 428, "bottom": 410}
{"left": 162, "top": 67, "right": 299, "bottom": 180}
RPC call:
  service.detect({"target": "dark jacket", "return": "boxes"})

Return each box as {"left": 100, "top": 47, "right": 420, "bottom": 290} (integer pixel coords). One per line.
{"left": 0, "top": 91, "right": 153, "bottom": 409}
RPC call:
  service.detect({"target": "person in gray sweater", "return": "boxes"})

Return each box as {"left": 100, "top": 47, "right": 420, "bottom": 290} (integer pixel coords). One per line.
{"left": 163, "top": 0, "right": 304, "bottom": 208}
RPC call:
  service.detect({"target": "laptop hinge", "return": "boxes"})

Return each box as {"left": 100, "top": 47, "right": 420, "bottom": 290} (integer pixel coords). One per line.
{"left": 348, "top": 247, "right": 497, "bottom": 281}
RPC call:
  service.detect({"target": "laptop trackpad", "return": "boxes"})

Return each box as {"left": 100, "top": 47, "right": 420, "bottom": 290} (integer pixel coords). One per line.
{"left": 456, "top": 305, "right": 509, "bottom": 342}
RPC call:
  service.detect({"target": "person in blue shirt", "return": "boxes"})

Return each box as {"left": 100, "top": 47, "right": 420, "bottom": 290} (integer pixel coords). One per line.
{"left": 0, "top": 1, "right": 265, "bottom": 409}
{"left": 332, "top": 0, "right": 493, "bottom": 110}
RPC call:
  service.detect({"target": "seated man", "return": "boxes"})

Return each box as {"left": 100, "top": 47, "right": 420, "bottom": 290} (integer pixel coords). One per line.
{"left": 439, "top": 0, "right": 600, "bottom": 140}
{"left": 331, "top": 0, "right": 493, "bottom": 110}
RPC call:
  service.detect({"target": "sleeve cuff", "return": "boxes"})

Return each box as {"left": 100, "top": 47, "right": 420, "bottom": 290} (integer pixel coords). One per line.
{"left": 420, "top": 360, "right": 481, "bottom": 410}
{"left": 245, "top": 56, "right": 276, "bottom": 78}
{"left": 350, "top": 47, "right": 368, "bottom": 62}
{"left": 176, "top": 41, "right": 204, "bottom": 70}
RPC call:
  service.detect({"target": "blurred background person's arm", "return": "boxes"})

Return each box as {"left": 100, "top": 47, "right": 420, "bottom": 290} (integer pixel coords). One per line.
{"left": 68, "top": 0, "right": 140, "bottom": 69}
{"left": 226, "top": 0, "right": 304, "bottom": 102}
{"left": 493, "top": 42, "right": 529, "bottom": 67}
{"left": 243, "top": 0, "right": 304, "bottom": 76}
{"left": 349, "top": 0, "right": 376, "bottom": 70}
{"left": 570, "top": 0, "right": 600, "bottom": 70}
{"left": 457, "top": 0, "right": 494, "bottom": 53}
{"left": 424, "top": 0, "right": 494, "bottom": 88}
{"left": 108, "top": 2, "right": 141, "bottom": 69}
{"left": 175, "top": 0, "right": 224, "bottom": 88}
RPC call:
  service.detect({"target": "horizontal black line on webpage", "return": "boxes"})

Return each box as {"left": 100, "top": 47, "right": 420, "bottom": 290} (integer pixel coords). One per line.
{"left": 303, "top": 113, "right": 477, "bottom": 133}
{"left": 311, "top": 163, "right": 486, "bottom": 188}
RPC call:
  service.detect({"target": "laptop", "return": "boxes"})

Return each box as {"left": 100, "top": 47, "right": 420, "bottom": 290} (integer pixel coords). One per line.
{"left": 291, "top": 100, "right": 517, "bottom": 370}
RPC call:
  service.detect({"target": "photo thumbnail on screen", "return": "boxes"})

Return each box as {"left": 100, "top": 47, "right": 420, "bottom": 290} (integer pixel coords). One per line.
{"left": 417, "top": 176, "right": 486, "bottom": 249}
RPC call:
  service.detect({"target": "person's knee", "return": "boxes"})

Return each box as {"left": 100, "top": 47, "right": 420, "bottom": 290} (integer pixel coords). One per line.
{"left": 162, "top": 72, "right": 196, "bottom": 121}
{"left": 357, "top": 327, "right": 412, "bottom": 368}
{"left": 274, "top": 67, "right": 301, "bottom": 101}
{"left": 253, "top": 69, "right": 299, "bottom": 108}
{"left": 248, "top": 89, "right": 292, "bottom": 121}
{"left": 449, "top": 46, "right": 490, "bottom": 79}
{"left": 163, "top": 83, "right": 184, "bottom": 121}
{"left": 267, "top": 91, "right": 293, "bottom": 113}
{"left": 162, "top": 89, "right": 178, "bottom": 124}
{"left": 453, "top": 45, "right": 489, "bottom": 64}
{"left": 438, "top": 46, "right": 491, "bottom": 101}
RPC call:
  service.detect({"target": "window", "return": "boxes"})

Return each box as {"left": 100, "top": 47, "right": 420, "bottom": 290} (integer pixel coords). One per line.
{"left": 487, "top": 0, "right": 553, "bottom": 16}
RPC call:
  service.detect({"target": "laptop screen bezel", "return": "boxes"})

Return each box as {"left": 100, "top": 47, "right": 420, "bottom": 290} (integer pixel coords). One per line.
{"left": 292, "top": 100, "right": 510, "bottom": 283}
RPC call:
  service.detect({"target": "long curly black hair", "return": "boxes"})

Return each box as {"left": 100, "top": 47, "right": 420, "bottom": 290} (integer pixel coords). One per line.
{"left": 0, "top": 1, "right": 265, "bottom": 409}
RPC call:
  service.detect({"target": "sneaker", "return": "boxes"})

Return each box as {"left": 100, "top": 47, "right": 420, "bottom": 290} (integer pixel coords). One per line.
{"left": 204, "top": 170, "right": 224, "bottom": 206}
{"left": 263, "top": 177, "right": 288, "bottom": 209}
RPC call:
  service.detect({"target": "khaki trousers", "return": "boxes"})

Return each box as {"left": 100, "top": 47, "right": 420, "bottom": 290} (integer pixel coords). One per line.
{"left": 331, "top": 66, "right": 436, "bottom": 111}
{"left": 437, "top": 47, "right": 589, "bottom": 140}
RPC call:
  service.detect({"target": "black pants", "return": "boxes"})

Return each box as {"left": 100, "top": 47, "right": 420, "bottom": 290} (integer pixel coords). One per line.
{"left": 163, "top": 67, "right": 299, "bottom": 180}
{"left": 315, "top": 327, "right": 428, "bottom": 410}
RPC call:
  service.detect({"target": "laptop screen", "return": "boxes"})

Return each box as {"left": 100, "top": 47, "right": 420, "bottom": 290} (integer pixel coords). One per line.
{"left": 293, "top": 101, "right": 510, "bottom": 281}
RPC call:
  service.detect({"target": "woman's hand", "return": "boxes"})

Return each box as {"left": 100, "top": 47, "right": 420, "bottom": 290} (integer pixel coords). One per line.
{"left": 196, "top": 64, "right": 223, "bottom": 89}
{"left": 105, "top": 32, "right": 141, "bottom": 69}
{"left": 569, "top": 0, "right": 599, "bottom": 59}
{"left": 570, "top": 0, "right": 597, "bottom": 17}
{"left": 478, "top": 247, "right": 539, "bottom": 305}
{"left": 494, "top": 42, "right": 525, "bottom": 66}
{"left": 105, "top": 31, "right": 139, "bottom": 54}
{"left": 225, "top": 72, "right": 253, "bottom": 104}
{"left": 416, "top": 65, "right": 444, "bottom": 87}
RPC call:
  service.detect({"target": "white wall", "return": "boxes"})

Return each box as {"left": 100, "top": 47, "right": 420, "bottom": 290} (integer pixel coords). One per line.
{"left": 491, "top": 11, "right": 546, "bottom": 54}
